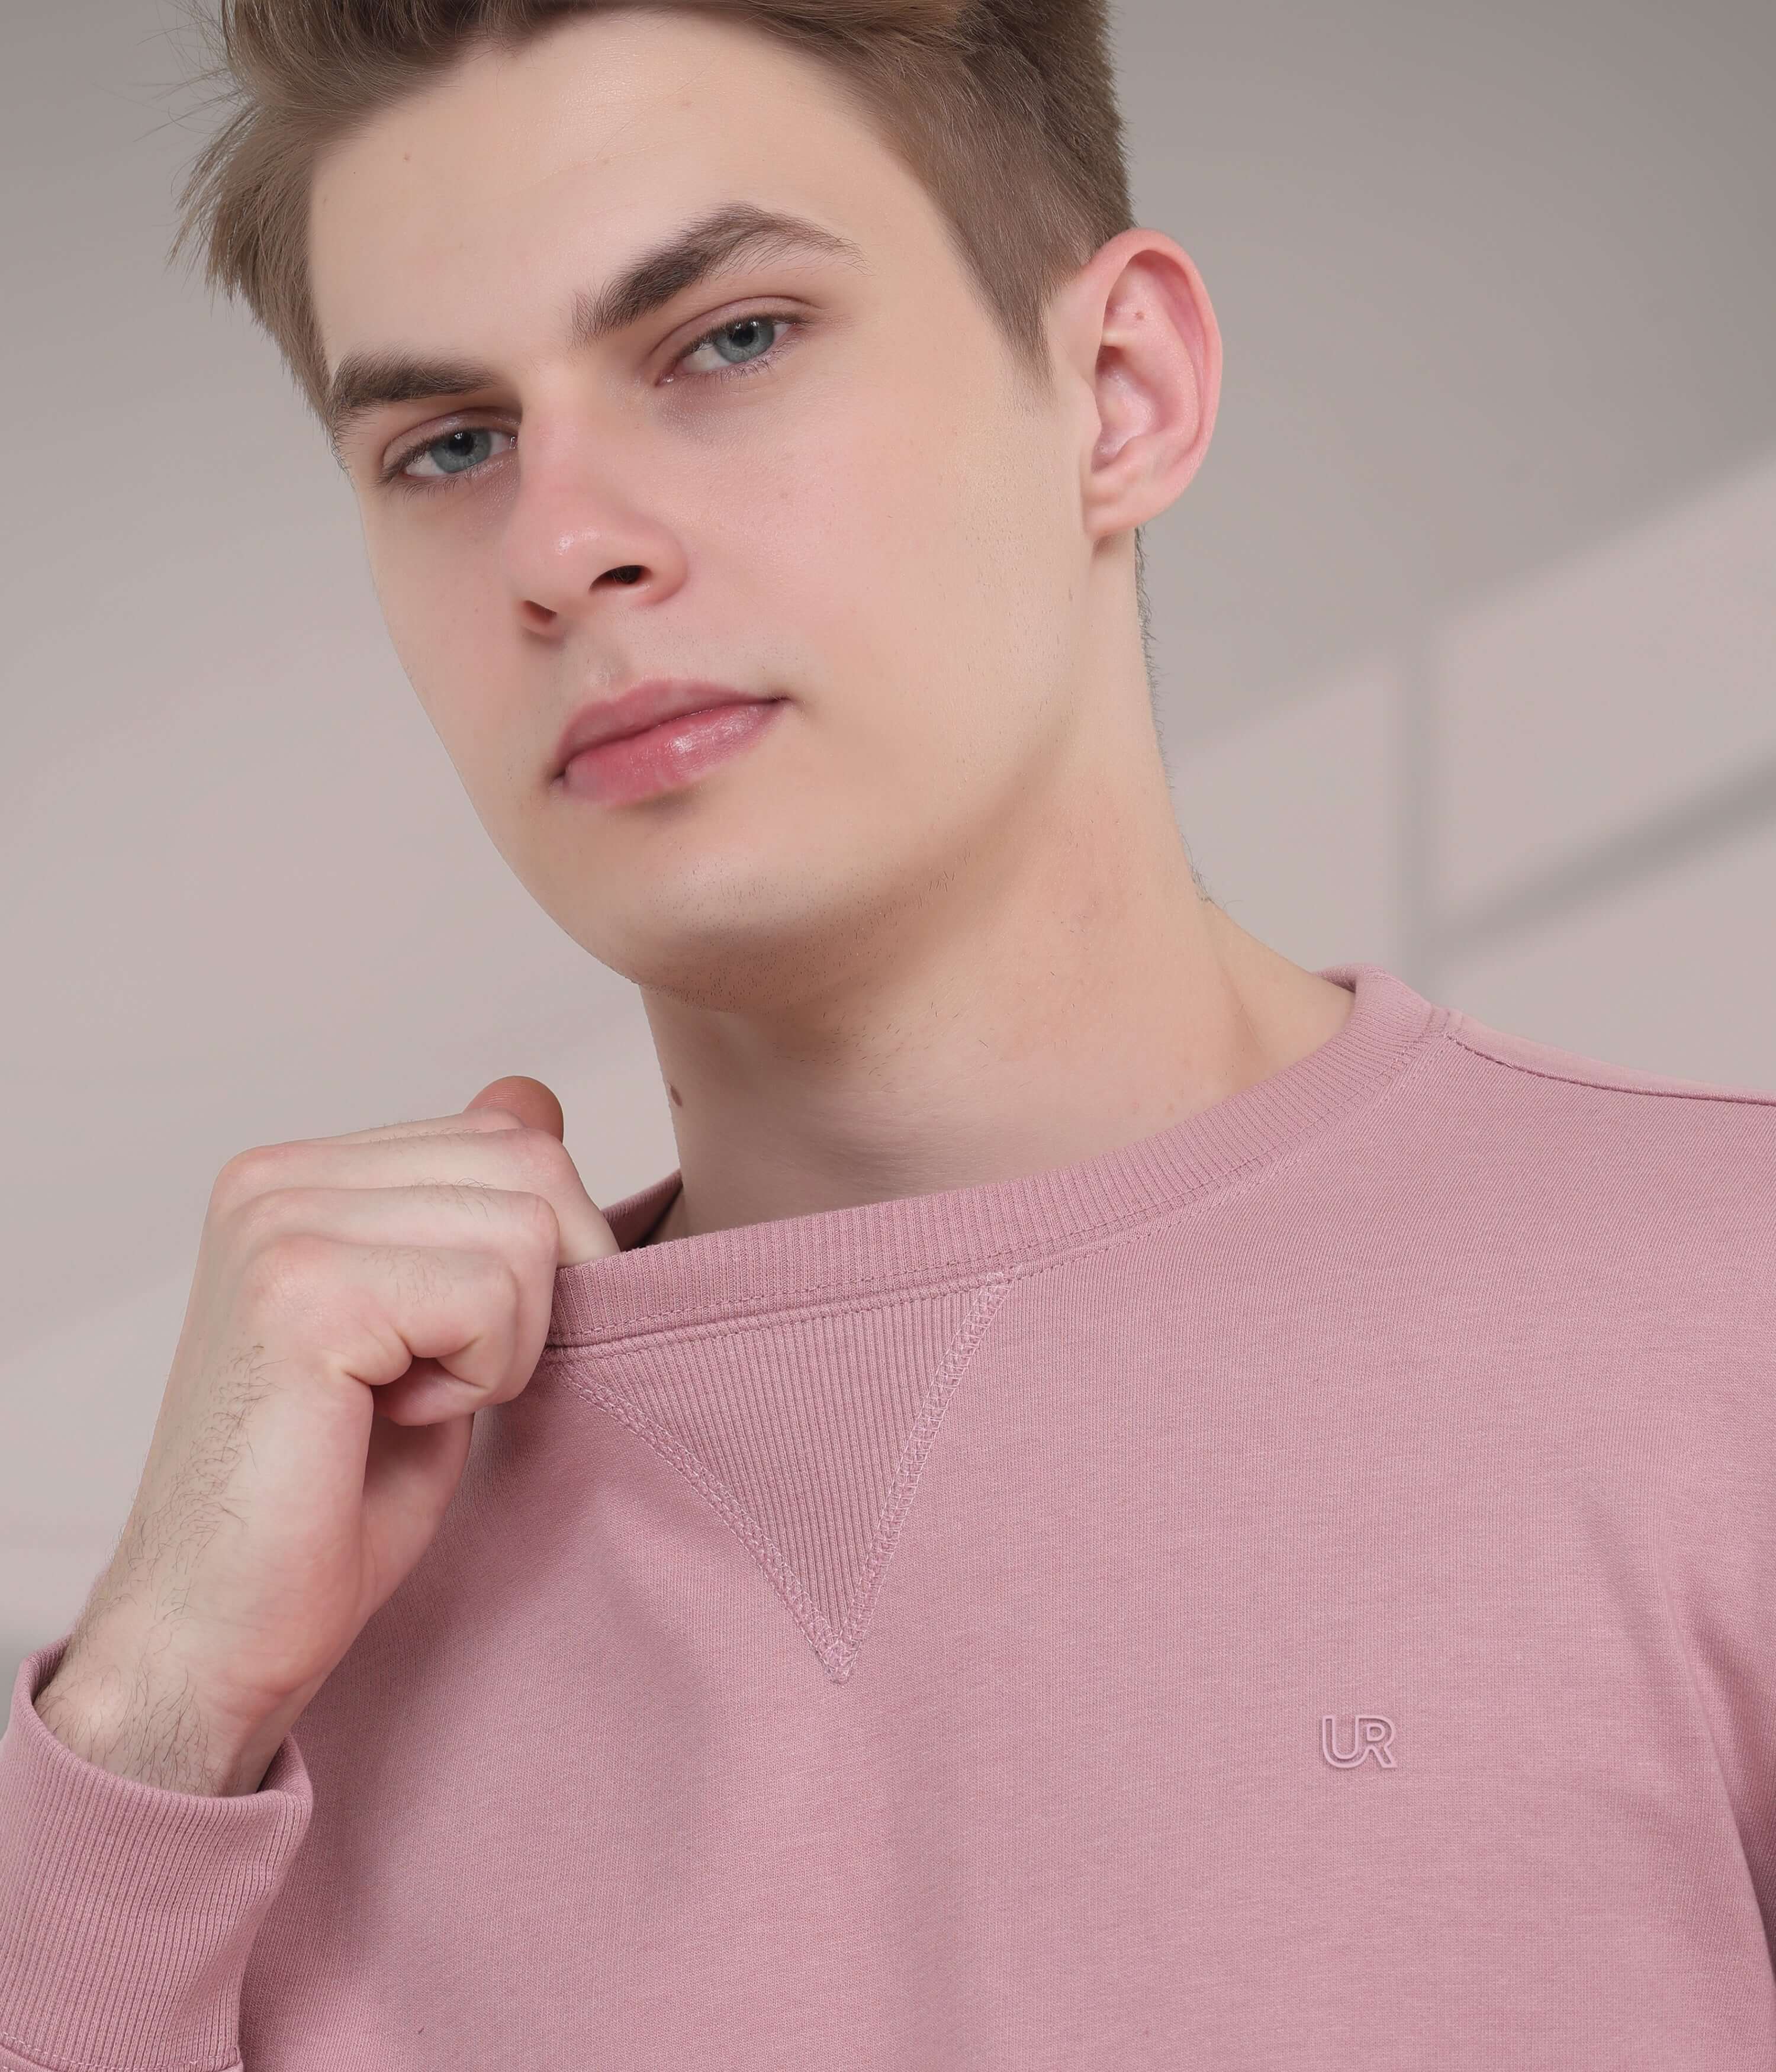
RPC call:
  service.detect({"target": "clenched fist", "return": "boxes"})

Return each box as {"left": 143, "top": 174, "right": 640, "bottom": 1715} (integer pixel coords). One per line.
{"left": 34, "top": 1077, "right": 617, "bottom": 1796}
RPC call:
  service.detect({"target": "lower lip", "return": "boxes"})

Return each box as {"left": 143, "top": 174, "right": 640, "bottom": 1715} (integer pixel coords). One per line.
{"left": 558, "top": 699, "right": 787, "bottom": 807}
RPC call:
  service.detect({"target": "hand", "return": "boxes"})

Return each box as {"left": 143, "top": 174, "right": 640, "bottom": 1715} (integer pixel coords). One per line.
{"left": 34, "top": 1077, "right": 617, "bottom": 1794}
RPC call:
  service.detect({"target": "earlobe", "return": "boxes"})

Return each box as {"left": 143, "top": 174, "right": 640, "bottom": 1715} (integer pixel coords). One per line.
{"left": 1077, "top": 230, "right": 1222, "bottom": 539}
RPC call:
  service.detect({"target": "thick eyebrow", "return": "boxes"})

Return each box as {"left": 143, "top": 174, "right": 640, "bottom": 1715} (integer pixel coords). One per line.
{"left": 322, "top": 200, "right": 866, "bottom": 462}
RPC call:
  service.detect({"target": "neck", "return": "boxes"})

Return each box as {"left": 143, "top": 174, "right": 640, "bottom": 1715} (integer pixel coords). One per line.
{"left": 635, "top": 732, "right": 1353, "bottom": 1247}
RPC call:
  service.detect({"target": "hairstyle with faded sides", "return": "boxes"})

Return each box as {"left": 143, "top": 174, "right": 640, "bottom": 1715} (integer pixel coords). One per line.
{"left": 169, "top": 0, "right": 1159, "bottom": 681}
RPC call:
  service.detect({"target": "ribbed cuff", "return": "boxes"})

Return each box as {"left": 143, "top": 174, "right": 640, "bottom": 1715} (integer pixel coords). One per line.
{"left": 0, "top": 1632, "right": 311, "bottom": 2072}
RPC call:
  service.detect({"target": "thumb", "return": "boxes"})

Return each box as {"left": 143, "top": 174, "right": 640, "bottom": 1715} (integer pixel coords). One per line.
{"left": 465, "top": 1074, "right": 565, "bottom": 1139}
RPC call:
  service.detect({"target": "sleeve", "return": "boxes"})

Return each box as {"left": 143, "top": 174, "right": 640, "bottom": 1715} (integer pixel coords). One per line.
{"left": 0, "top": 1630, "right": 312, "bottom": 2072}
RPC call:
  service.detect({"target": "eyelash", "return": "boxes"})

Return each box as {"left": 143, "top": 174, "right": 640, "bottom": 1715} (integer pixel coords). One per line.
{"left": 379, "top": 308, "right": 803, "bottom": 493}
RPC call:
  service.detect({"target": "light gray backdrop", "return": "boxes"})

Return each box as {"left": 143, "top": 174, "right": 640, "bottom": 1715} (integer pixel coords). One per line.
{"left": 4, "top": 0, "right": 1773, "bottom": 1688}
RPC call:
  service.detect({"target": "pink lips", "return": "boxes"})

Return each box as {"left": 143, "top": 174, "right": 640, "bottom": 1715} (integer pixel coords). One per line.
{"left": 554, "top": 681, "right": 787, "bottom": 807}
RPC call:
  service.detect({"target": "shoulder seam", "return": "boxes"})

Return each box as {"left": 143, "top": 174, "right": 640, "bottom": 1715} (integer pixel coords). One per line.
{"left": 1443, "top": 1024, "right": 1776, "bottom": 1112}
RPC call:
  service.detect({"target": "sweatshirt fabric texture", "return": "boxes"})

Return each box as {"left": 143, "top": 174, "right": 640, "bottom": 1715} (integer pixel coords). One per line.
{"left": 5, "top": 963, "right": 1776, "bottom": 2070}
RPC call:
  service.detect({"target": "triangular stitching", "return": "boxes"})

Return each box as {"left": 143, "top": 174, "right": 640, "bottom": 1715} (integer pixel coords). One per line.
{"left": 556, "top": 1270, "right": 1018, "bottom": 1682}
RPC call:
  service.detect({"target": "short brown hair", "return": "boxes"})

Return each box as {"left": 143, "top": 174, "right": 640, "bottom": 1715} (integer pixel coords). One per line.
{"left": 170, "top": 0, "right": 1138, "bottom": 428}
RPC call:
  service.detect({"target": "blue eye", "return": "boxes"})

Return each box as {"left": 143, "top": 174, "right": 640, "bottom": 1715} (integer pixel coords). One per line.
{"left": 675, "top": 312, "right": 793, "bottom": 378}
{"left": 395, "top": 426, "right": 515, "bottom": 484}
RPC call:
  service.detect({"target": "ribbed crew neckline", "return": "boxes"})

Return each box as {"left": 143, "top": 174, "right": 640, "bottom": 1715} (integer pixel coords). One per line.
{"left": 546, "top": 963, "right": 1447, "bottom": 1348}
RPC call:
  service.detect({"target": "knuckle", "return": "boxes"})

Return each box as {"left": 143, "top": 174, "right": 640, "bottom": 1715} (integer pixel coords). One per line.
{"left": 481, "top": 1260, "right": 534, "bottom": 1398}
{"left": 365, "top": 1240, "right": 442, "bottom": 1308}
{"left": 210, "top": 1142, "right": 287, "bottom": 1215}
{"left": 506, "top": 1125, "right": 577, "bottom": 1192}
{"left": 238, "top": 1228, "right": 333, "bottom": 1313}
{"left": 452, "top": 1176, "right": 555, "bottom": 1249}
{"left": 517, "top": 1187, "right": 563, "bottom": 1246}
{"left": 227, "top": 1183, "right": 309, "bottom": 1253}
{"left": 433, "top": 1178, "right": 499, "bottom": 1224}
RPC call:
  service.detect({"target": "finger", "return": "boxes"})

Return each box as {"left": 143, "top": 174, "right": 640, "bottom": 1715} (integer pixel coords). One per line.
{"left": 260, "top": 1232, "right": 530, "bottom": 1421}
{"left": 303, "top": 1107, "right": 527, "bottom": 1148}
{"left": 222, "top": 1121, "right": 615, "bottom": 1267}
{"left": 237, "top": 1181, "right": 560, "bottom": 1384}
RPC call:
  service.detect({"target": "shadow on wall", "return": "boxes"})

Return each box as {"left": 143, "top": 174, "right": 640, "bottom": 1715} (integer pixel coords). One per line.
{"left": 1170, "top": 442, "right": 1776, "bottom": 1093}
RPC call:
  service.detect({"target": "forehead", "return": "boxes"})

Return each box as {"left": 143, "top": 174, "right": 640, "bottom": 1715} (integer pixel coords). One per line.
{"left": 308, "top": 8, "right": 933, "bottom": 372}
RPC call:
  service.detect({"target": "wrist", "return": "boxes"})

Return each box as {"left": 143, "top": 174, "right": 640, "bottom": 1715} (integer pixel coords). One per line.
{"left": 35, "top": 1640, "right": 276, "bottom": 1798}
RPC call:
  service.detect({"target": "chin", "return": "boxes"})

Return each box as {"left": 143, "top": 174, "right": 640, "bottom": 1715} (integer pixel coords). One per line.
{"left": 574, "top": 864, "right": 898, "bottom": 1013}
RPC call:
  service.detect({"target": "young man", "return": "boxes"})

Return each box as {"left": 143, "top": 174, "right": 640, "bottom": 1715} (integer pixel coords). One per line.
{"left": 3, "top": 2, "right": 1774, "bottom": 2065}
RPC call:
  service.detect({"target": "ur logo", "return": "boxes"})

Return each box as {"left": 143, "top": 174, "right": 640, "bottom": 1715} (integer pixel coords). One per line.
{"left": 1322, "top": 1714, "right": 1396, "bottom": 1768}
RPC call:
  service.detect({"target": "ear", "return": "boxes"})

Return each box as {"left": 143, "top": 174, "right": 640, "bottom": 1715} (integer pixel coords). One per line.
{"left": 1052, "top": 228, "right": 1223, "bottom": 541}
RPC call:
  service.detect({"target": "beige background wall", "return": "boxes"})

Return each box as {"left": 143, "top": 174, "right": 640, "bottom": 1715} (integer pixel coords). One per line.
{"left": 4, "top": 0, "right": 1773, "bottom": 1691}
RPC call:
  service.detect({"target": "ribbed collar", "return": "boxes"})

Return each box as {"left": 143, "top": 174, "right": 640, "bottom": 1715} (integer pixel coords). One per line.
{"left": 546, "top": 963, "right": 1447, "bottom": 1349}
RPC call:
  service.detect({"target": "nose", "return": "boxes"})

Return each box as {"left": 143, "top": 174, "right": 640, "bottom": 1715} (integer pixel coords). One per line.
{"left": 500, "top": 427, "right": 688, "bottom": 629}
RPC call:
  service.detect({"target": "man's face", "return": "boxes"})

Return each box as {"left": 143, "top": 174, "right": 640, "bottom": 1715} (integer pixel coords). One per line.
{"left": 310, "top": 8, "right": 1102, "bottom": 1012}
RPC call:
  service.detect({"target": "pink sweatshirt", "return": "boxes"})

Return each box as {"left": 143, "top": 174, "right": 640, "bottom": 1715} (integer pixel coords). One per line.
{"left": 5, "top": 963, "right": 1776, "bottom": 2069}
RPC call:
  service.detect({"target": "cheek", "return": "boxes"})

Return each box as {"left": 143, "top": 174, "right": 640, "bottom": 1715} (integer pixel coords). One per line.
{"left": 749, "top": 437, "right": 1060, "bottom": 838}
{"left": 365, "top": 533, "right": 512, "bottom": 762}
{"left": 366, "top": 527, "right": 452, "bottom": 680}
{"left": 738, "top": 375, "right": 1025, "bottom": 673}
{"left": 349, "top": 554, "right": 530, "bottom": 893}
